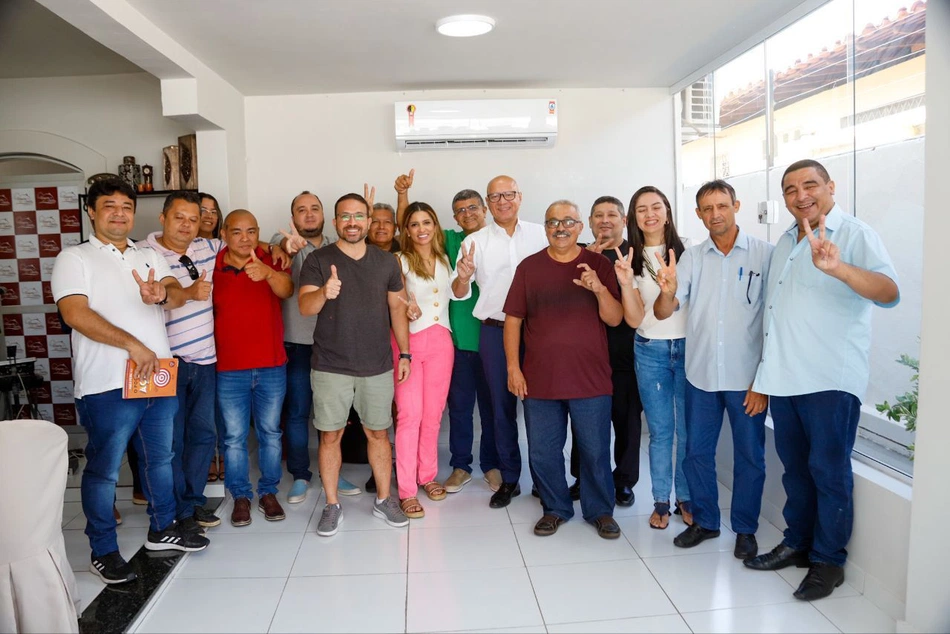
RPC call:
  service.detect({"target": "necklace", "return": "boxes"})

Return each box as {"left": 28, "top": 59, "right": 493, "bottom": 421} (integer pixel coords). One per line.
{"left": 642, "top": 245, "right": 664, "bottom": 283}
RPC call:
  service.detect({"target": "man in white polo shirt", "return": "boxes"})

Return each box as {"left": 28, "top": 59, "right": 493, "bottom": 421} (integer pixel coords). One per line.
{"left": 142, "top": 190, "right": 221, "bottom": 532}
{"left": 450, "top": 175, "right": 547, "bottom": 508}
{"left": 53, "top": 180, "right": 209, "bottom": 586}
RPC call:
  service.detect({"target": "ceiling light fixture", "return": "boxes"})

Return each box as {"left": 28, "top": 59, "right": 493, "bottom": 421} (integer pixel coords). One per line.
{"left": 436, "top": 14, "right": 495, "bottom": 37}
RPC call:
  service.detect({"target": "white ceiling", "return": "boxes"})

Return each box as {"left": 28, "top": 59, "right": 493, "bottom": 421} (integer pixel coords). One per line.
{"left": 5, "top": 0, "right": 809, "bottom": 94}
{"left": 0, "top": 0, "right": 143, "bottom": 78}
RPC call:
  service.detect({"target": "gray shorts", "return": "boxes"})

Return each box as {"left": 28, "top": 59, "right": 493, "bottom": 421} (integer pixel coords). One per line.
{"left": 311, "top": 370, "right": 394, "bottom": 432}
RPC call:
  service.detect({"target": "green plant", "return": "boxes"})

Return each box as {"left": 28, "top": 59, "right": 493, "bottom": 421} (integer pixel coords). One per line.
{"left": 876, "top": 353, "right": 918, "bottom": 456}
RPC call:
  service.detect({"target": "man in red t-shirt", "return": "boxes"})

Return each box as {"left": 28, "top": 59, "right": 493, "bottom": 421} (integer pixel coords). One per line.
{"left": 503, "top": 200, "right": 626, "bottom": 540}
{"left": 213, "top": 210, "right": 294, "bottom": 527}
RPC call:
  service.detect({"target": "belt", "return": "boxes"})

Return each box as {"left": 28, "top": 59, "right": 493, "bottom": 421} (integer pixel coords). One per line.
{"left": 482, "top": 318, "right": 505, "bottom": 328}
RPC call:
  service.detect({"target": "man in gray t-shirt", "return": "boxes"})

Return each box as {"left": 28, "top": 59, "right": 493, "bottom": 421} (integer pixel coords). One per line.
{"left": 299, "top": 192, "right": 412, "bottom": 536}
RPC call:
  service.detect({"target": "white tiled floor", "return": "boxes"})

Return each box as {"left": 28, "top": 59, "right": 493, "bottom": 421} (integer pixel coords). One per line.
{"left": 63, "top": 422, "right": 899, "bottom": 633}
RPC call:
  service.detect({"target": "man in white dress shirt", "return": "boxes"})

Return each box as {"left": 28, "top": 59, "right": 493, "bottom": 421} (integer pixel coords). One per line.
{"left": 450, "top": 175, "right": 547, "bottom": 508}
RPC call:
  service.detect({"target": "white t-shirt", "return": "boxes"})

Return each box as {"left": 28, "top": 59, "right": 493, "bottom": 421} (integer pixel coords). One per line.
{"left": 51, "top": 235, "right": 174, "bottom": 398}
{"left": 399, "top": 253, "right": 452, "bottom": 335}
{"left": 635, "top": 240, "right": 690, "bottom": 340}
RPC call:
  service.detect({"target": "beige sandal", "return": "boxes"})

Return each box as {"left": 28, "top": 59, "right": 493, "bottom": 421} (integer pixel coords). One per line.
{"left": 400, "top": 497, "right": 425, "bottom": 518}
{"left": 422, "top": 481, "right": 447, "bottom": 501}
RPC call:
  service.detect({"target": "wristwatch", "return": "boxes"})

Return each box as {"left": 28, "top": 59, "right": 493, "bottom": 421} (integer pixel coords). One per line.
{"left": 157, "top": 287, "right": 169, "bottom": 306}
{"left": 399, "top": 352, "right": 412, "bottom": 361}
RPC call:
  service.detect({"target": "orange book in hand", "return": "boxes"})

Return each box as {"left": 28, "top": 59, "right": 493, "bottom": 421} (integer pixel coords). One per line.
{"left": 123, "top": 358, "right": 179, "bottom": 399}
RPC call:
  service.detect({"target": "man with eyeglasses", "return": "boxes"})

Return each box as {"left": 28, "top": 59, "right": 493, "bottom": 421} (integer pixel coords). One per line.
{"left": 142, "top": 190, "right": 221, "bottom": 533}
{"left": 299, "top": 193, "right": 411, "bottom": 536}
{"left": 651, "top": 180, "right": 772, "bottom": 561}
{"left": 395, "top": 171, "right": 496, "bottom": 494}
{"left": 450, "top": 175, "right": 547, "bottom": 508}
{"left": 503, "top": 200, "right": 624, "bottom": 539}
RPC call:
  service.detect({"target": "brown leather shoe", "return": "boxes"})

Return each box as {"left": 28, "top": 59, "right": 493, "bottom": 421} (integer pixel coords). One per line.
{"left": 258, "top": 493, "right": 286, "bottom": 521}
{"left": 231, "top": 497, "right": 252, "bottom": 527}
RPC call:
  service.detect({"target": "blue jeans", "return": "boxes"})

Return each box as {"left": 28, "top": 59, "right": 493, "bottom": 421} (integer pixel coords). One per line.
{"left": 283, "top": 343, "right": 314, "bottom": 482}
{"left": 683, "top": 382, "right": 766, "bottom": 533}
{"left": 479, "top": 325, "right": 521, "bottom": 483}
{"left": 524, "top": 396, "right": 614, "bottom": 521}
{"left": 634, "top": 334, "right": 689, "bottom": 504}
{"left": 172, "top": 359, "right": 217, "bottom": 519}
{"left": 770, "top": 391, "right": 861, "bottom": 566}
{"left": 447, "top": 348, "right": 498, "bottom": 474}
{"left": 217, "top": 365, "right": 286, "bottom": 500}
{"left": 76, "top": 390, "right": 178, "bottom": 557}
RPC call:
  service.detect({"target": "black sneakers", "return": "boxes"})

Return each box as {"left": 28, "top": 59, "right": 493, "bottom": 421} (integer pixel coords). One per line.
{"left": 194, "top": 506, "right": 222, "bottom": 528}
{"left": 145, "top": 521, "right": 211, "bottom": 552}
{"left": 90, "top": 551, "right": 137, "bottom": 584}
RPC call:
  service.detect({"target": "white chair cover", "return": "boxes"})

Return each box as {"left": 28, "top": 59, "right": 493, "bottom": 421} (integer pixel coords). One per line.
{"left": 0, "top": 419, "right": 79, "bottom": 633}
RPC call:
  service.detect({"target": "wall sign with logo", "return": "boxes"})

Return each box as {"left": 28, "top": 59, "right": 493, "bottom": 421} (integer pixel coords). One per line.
{"left": 0, "top": 183, "right": 82, "bottom": 425}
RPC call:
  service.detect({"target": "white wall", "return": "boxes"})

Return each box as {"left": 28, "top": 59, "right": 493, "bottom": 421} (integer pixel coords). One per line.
{"left": 0, "top": 72, "right": 195, "bottom": 239}
{"left": 904, "top": 1, "right": 950, "bottom": 631}
{"left": 245, "top": 88, "right": 674, "bottom": 238}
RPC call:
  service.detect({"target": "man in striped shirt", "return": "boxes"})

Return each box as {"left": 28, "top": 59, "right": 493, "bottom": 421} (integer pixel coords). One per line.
{"left": 142, "top": 191, "right": 221, "bottom": 532}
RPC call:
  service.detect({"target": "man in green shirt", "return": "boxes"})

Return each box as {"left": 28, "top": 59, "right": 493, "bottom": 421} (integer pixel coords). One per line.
{"left": 395, "top": 171, "right": 497, "bottom": 493}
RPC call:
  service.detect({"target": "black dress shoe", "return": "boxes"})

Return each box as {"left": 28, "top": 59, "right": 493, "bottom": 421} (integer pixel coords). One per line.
{"left": 734, "top": 533, "right": 758, "bottom": 560}
{"left": 531, "top": 484, "right": 540, "bottom": 498}
{"left": 593, "top": 515, "right": 621, "bottom": 539}
{"left": 568, "top": 480, "right": 580, "bottom": 501}
{"left": 615, "top": 485, "right": 635, "bottom": 507}
{"left": 794, "top": 562, "right": 844, "bottom": 601}
{"left": 365, "top": 474, "right": 377, "bottom": 493}
{"left": 743, "top": 544, "right": 810, "bottom": 571}
{"left": 489, "top": 482, "right": 521, "bottom": 508}
{"left": 673, "top": 523, "right": 720, "bottom": 548}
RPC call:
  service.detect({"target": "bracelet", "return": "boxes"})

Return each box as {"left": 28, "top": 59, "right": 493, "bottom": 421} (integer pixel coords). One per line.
{"left": 157, "top": 287, "right": 169, "bottom": 306}
{"left": 399, "top": 352, "right": 412, "bottom": 361}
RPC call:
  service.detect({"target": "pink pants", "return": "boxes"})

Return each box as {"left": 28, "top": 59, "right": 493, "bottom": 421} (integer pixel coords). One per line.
{"left": 392, "top": 325, "right": 454, "bottom": 500}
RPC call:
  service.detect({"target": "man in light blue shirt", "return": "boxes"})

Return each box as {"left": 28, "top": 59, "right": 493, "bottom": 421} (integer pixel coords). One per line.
{"left": 745, "top": 159, "right": 899, "bottom": 602}
{"left": 653, "top": 180, "right": 772, "bottom": 560}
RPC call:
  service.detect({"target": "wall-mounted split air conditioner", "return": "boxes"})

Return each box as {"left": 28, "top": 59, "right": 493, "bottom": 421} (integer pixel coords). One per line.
{"left": 394, "top": 99, "right": 558, "bottom": 151}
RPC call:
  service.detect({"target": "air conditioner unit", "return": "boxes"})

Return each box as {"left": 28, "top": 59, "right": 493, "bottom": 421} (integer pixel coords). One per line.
{"left": 394, "top": 99, "right": 558, "bottom": 151}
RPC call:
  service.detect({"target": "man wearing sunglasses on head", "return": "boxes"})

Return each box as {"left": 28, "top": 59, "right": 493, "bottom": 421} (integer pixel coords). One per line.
{"left": 450, "top": 175, "right": 547, "bottom": 509}
{"left": 142, "top": 190, "right": 221, "bottom": 533}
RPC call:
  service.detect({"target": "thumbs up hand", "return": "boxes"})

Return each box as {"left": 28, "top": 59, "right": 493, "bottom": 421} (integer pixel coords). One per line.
{"left": 324, "top": 264, "right": 342, "bottom": 300}
{"left": 190, "top": 270, "right": 212, "bottom": 301}
{"left": 244, "top": 249, "right": 272, "bottom": 283}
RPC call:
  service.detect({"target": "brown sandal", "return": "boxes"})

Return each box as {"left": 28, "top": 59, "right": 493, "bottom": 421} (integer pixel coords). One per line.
{"left": 649, "top": 502, "right": 670, "bottom": 530}
{"left": 207, "top": 458, "right": 219, "bottom": 482}
{"left": 675, "top": 500, "right": 694, "bottom": 527}
{"left": 217, "top": 455, "right": 225, "bottom": 481}
{"left": 422, "top": 481, "right": 447, "bottom": 501}
{"left": 400, "top": 497, "right": 425, "bottom": 518}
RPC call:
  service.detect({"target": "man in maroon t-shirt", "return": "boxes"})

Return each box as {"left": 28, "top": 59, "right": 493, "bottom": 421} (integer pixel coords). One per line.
{"left": 213, "top": 210, "right": 294, "bottom": 527}
{"left": 503, "top": 200, "right": 625, "bottom": 540}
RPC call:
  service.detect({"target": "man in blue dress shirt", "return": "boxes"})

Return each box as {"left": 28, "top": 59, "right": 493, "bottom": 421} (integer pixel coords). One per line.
{"left": 744, "top": 159, "right": 899, "bottom": 602}
{"left": 653, "top": 180, "right": 772, "bottom": 561}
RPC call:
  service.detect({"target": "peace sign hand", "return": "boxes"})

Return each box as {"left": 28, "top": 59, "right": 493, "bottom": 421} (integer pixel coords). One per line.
{"left": 278, "top": 222, "right": 307, "bottom": 256}
{"left": 324, "top": 264, "right": 342, "bottom": 300}
{"left": 573, "top": 263, "right": 605, "bottom": 293}
{"left": 804, "top": 214, "right": 841, "bottom": 273}
{"left": 132, "top": 268, "right": 167, "bottom": 305}
{"left": 456, "top": 241, "right": 476, "bottom": 282}
{"left": 363, "top": 183, "right": 376, "bottom": 209}
{"left": 613, "top": 247, "right": 635, "bottom": 288}
{"left": 655, "top": 249, "right": 678, "bottom": 297}
{"left": 394, "top": 169, "right": 414, "bottom": 194}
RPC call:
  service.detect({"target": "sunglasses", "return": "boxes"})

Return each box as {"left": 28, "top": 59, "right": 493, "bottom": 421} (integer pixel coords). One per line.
{"left": 179, "top": 255, "right": 200, "bottom": 281}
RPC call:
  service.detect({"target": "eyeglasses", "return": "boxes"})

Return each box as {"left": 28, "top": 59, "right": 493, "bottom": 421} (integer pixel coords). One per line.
{"left": 454, "top": 204, "right": 483, "bottom": 216}
{"left": 338, "top": 213, "right": 367, "bottom": 222}
{"left": 486, "top": 191, "right": 519, "bottom": 203}
{"left": 179, "top": 254, "right": 200, "bottom": 281}
{"left": 199, "top": 207, "right": 218, "bottom": 216}
{"left": 544, "top": 218, "right": 581, "bottom": 229}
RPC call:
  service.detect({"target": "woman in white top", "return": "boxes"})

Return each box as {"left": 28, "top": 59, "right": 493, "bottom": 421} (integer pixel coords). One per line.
{"left": 392, "top": 202, "right": 456, "bottom": 519}
{"left": 627, "top": 186, "right": 692, "bottom": 530}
